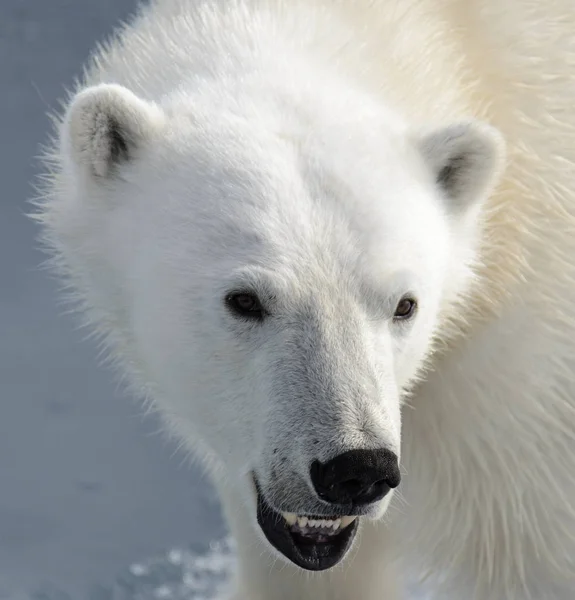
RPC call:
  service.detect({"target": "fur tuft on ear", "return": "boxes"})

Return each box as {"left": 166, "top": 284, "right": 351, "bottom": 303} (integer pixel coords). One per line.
{"left": 63, "top": 83, "right": 165, "bottom": 179}
{"left": 418, "top": 120, "right": 506, "bottom": 215}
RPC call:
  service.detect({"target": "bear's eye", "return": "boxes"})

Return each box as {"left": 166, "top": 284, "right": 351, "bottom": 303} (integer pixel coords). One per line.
{"left": 393, "top": 296, "right": 417, "bottom": 320}
{"left": 225, "top": 292, "right": 265, "bottom": 320}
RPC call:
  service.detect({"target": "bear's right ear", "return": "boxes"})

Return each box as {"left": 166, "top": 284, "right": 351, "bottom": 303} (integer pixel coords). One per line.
{"left": 63, "top": 83, "right": 165, "bottom": 180}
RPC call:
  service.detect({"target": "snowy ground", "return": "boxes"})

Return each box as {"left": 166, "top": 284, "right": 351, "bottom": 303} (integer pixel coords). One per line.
{"left": 0, "top": 1, "right": 426, "bottom": 598}
{"left": 1, "top": 1, "right": 225, "bottom": 598}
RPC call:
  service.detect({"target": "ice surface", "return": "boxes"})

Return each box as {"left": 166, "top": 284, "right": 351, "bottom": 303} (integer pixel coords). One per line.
{"left": 0, "top": 538, "right": 237, "bottom": 600}
{"left": 0, "top": 0, "right": 223, "bottom": 597}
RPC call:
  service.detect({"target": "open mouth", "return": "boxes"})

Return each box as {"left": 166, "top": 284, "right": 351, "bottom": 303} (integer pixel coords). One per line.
{"left": 255, "top": 481, "right": 359, "bottom": 571}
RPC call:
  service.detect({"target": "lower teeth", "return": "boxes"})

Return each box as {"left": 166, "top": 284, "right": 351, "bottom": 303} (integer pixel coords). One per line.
{"left": 281, "top": 513, "right": 357, "bottom": 533}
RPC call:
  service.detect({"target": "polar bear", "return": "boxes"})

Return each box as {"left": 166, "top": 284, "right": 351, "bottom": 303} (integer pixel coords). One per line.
{"left": 35, "top": 0, "right": 575, "bottom": 598}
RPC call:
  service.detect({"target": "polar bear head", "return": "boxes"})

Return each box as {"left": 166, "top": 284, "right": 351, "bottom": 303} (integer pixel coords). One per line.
{"left": 43, "top": 81, "right": 504, "bottom": 571}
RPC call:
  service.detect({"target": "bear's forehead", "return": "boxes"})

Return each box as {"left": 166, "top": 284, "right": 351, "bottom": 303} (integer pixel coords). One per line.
{"left": 173, "top": 179, "right": 436, "bottom": 302}
{"left": 148, "top": 111, "right": 447, "bottom": 286}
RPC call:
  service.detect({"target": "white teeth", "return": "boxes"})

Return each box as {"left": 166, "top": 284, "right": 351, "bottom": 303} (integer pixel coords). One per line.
{"left": 286, "top": 515, "right": 355, "bottom": 531}
{"left": 340, "top": 516, "right": 357, "bottom": 529}
{"left": 282, "top": 512, "right": 297, "bottom": 526}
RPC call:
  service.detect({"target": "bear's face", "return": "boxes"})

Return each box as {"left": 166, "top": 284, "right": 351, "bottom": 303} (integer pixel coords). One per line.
{"left": 52, "top": 84, "right": 504, "bottom": 571}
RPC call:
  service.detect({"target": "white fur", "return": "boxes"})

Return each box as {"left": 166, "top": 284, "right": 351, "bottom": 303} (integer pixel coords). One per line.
{"left": 34, "top": 1, "right": 575, "bottom": 599}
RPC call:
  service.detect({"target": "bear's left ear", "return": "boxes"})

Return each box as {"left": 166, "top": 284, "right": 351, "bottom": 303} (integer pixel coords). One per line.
{"left": 63, "top": 83, "right": 166, "bottom": 180}
{"left": 417, "top": 120, "right": 505, "bottom": 216}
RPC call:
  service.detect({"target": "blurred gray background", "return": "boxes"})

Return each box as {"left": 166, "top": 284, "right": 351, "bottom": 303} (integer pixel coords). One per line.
{"left": 0, "top": 1, "right": 225, "bottom": 597}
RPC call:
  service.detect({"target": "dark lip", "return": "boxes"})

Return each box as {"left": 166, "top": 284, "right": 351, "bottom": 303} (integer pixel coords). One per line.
{"left": 254, "top": 479, "right": 359, "bottom": 571}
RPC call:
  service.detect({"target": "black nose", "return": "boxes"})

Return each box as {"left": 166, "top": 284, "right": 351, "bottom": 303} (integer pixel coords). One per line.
{"left": 310, "top": 448, "right": 401, "bottom": 506}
